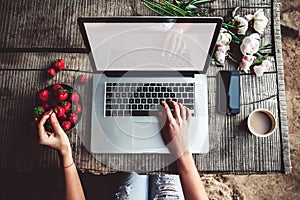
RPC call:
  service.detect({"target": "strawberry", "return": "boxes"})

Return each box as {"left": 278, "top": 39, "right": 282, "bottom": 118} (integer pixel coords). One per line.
{"left": 61, "top": 121, "right": 72, "bottom": 131}
{"left": 52, "top": 84, "right": 64, "bottom": 94}
{"left": 78, "top": 74, "right": 87, "bottom": 84}
{"left": 72, "top": 103, "right": 82, "bottom": 114}
{"left": 33, "top": 106, "right": 45, "bottom": 116}
{"left": 56, "top": 89, "right": 69, "bottom": 102}
{"left": 38, "top": 89, "right": 49, "bottom": 102}
{"left": 69, "top": 113, "right": 78, "bottom": 124}
{"left": 69, "top": 91, "right": 80, "bottom": 102}
{"left": 47, "top": 68, "right": 56, "bottom": 78}
{"left": 61, "top": 101, "right": 72, "bottom": 113}
{"left": 54, "top": 106, "right": 66, "bottom": 118}
{"left": 52, "top": 58, "right": 65, "bottom": 71}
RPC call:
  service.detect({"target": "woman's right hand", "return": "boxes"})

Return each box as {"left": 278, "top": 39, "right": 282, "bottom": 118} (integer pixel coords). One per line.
{"left": 37, "top": 111, "right": 72, "bottom": 159}
{"left": 158, "top": 100, "right": 191, "bottom": 158}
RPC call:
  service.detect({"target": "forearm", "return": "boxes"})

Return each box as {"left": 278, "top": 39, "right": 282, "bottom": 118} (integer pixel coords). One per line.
{"left": 61, "top": 148, "right": 85, "bottom": 200}
{"left": 176, "top": 151, "right": 208, "bottom": 200}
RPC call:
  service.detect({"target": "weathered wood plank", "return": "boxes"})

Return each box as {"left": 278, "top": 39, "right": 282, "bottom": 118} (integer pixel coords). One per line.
{"left": 0, "top": 1, "right": 273, "bottom": 49}
{"left": 0, "top": 52, "right": 92, "bottom": 71}
{"left": 0, "top": 0, "right": 134, "bottom": 49}
{"left": 272, "top": 0, "right": 291, "bottom": 174}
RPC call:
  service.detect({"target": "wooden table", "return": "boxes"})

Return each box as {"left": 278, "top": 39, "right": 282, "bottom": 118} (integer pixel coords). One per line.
{"left": 0, "top": 0, "right": 291, "bottom": 174}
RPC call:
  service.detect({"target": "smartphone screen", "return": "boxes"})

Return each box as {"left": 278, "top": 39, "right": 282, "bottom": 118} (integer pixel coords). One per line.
{"left": 217, "top": 71, "right": 240, "bottom": 115}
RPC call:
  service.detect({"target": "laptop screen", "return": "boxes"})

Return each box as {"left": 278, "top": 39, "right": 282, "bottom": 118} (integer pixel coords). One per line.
{"left": 80, "top": 18, "right": 221, "bottom": 72}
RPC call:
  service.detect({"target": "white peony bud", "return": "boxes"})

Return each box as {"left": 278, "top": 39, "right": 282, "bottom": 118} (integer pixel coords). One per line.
{"left": 239, "top": 55, "right": 256, "bottom": 73}
{"left": 234, "top": 15, "right": 249, "bottom": 35}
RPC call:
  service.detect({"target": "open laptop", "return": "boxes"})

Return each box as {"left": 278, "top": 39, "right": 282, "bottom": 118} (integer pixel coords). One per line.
{"left": 78, "top": 17, "right": 222, "bottom": 153}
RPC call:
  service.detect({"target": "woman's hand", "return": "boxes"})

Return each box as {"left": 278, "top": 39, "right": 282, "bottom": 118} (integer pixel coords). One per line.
{"left": 37, "top": 110, "right": 71, "bottom": 158}
{"left": 159, "top": 100, "right": 191, "bottom": 158}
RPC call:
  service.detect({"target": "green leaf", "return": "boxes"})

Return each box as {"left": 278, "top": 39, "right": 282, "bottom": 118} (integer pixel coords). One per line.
{"left": 191, "top": 0, "right": 214, "bottom": 5}
{"left": 142, "top": 0, "right": 175, "bottom": 16}
{"left": 186, "top": 4, "right": 198, "bottom": 10}
{"left": 142, "top": 2, "right": 166, "bottom": 16}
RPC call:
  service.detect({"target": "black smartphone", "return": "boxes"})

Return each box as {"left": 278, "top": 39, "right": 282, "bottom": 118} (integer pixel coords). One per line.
{"left": 217, "top": 71, "right": 240, "bottom": 115}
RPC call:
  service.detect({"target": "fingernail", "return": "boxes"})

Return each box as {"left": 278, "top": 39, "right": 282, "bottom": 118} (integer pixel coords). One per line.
{"left": 51, "top": 112, "right": 55, "bottom": 118}
{"left": 45, "top": 109, "right": 53, "bottom": 115}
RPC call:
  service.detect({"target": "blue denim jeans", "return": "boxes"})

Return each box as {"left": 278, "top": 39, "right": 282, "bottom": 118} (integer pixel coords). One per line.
{"left": 115, "top": 172, "right": 181, "bottom": 200}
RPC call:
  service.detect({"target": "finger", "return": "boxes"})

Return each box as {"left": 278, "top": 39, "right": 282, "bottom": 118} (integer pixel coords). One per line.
{"left": 161, "top": 101, "right": 174, "bottom": 122}
{"left": 169, "top": 100, "right": 181, "bottom": 123}
{"left": 178, "top": 103, "right": 186, "bottom": 120}
{"left": 37, "top": 111, "right": 52, "bottom": 135}
{"left": 50, "top": 112, "right": 65, "bottom": 135}
{"left": 158, "top": 111, "right": 167, "bottom": 130}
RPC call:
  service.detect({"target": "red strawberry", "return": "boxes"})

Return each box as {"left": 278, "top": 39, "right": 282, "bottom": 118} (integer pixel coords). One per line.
{"left": 61, "top": 101, "right": 72, "bottom": 113}
{"left": 38, "top": 89, "right": 49, "bottom": 102}
{"left": 47, "top": 68, "right": 56, "bottom": 78}
{"left": 69, "top": 91, "right": 80, "bottom": 102}
{"left": 52, "top": 84, "right": 64, "bottom": 94}
{"left": 54, "top": 106, "right": 66, "bottom": 118}
{"left": 56, "top": 90, "right": 69, "bottom": 102}
{"left": 52, "top": 58, "right": 65, "bottom": 71}
{"left": 72, "top": 103, "right": 82, "bottom": 114}
{"left": 61, "top": 121, "right": 72, "bottom": 131}
{"left": 69, "top": 113, "right": 78, "bottom": 124}
{"left": 33, "top": 106, "right": 45, "bottom": 116}
{"left": 78, "top": 74, "right": 87, "bottom": 84}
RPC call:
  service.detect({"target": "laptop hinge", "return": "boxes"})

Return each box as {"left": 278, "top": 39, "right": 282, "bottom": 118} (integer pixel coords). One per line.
{"left": 104, "top": 71, "right": 198, "bottom": 77}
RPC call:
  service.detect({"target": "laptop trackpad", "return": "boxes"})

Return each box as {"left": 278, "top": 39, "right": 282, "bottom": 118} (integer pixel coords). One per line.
{"left": 131, "top": 121, "right": 165, "bottom": 149}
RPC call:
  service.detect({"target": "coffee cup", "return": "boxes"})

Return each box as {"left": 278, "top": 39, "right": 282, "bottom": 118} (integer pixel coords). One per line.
{"left": 247, "top": 109, "right": 276, "bottom": 137}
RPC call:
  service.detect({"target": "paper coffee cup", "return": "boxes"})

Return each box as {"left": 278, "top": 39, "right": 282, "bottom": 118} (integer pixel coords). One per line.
{"left": 247, "top": 109, "right": 276, "bottom": 137}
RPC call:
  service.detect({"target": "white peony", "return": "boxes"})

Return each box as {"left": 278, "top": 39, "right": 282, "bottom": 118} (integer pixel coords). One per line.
{"left": 214, "top": 45, "right": 230, "bottom": 64}
{"left": 240, "top": 33, "right": 261, "bottom": 55}
{"left": 214, "top": 28, "right": 232, "bottom": 64}
{"left": 245, "top": 9, "right": 269, "bottom": 34}
{"left": 234, "top": 15, "right": 249, "bottom": 35}
{"left": 253, "top": 59, "right": 272, "bottom": 76}
{"left": 216, "top": 28, "right": 232, "bottom": 46}
{"left": 239, "top": 55, "right": 256, "bottom": 73}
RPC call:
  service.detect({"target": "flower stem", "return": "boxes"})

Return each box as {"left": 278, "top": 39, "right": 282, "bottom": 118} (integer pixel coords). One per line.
{"left": 142, "top": 0, "right": 175, "bottom": 16}
{"left": 222, "top": 22, "right": 237, "bottom": 29}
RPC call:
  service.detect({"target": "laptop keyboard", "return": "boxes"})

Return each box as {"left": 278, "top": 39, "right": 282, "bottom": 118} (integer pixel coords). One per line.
{"left": 105, "top": 82, "right": 195, "bottom": 117}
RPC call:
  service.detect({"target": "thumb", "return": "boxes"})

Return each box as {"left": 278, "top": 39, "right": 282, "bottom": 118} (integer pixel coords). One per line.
{"left": 50, "top": 112, "right": 64, "bottom": 134}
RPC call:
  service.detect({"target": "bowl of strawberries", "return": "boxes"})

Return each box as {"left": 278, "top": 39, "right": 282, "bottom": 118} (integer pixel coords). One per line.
{"left": 34, "top": 84, "right": 82, "bottom": 131}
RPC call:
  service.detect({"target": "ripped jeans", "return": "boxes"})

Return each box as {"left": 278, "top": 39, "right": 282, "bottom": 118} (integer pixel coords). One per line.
{"left": 115, "top": 172, "right": 181, "bottom": 200}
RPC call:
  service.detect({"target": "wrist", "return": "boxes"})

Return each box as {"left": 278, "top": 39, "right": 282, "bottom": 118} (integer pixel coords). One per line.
{"left": 59, "top": 145, "right": 73, "bottom": 167}
{"left": 176, "top": 150, "right": 195, "bottom": 172}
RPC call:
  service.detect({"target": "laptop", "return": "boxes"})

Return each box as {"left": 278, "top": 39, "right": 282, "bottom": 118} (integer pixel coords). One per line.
{"left": 78, "top": 17, "right": 222, "bottom": 153}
